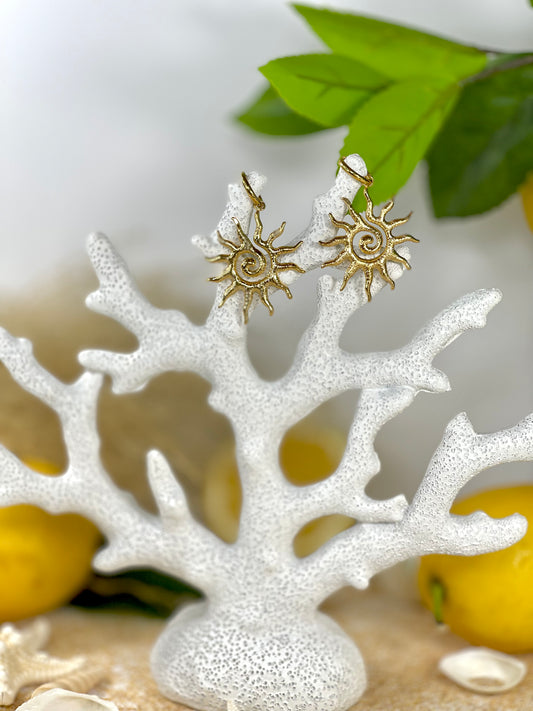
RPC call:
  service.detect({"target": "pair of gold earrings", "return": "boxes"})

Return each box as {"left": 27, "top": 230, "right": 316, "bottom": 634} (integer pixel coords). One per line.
{"left": 208, "top": 158, "right": 418, "bottom": 323}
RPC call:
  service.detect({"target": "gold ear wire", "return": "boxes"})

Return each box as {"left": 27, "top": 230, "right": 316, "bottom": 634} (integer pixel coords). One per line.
{"left": 337, "top": 157, "right": 374, "bottom": 187}
{"left": 241, "top": 172, "right": 266, "bottom": 211}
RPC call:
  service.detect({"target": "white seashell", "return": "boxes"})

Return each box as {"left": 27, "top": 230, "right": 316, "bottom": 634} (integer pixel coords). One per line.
{"left": 31, "top": 663, "right": 107, "bottom": 698}
{"left": 439, "top": 647, "right": 527, "bottom": 694}
{"left": 16, "top": 688, "right": 119, "bottom": 710}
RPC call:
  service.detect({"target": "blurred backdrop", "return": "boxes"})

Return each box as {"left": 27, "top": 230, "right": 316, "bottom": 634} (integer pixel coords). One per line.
{"left": 1, "top": 0, "right": 533, "bottom": 506}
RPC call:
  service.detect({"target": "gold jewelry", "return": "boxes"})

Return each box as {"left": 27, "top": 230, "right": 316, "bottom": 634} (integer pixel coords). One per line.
{"left": 321, "top": 162, "right": 418, "bottom": 300}
{"left": 241, "top": 171, "right": 266, "bottom": 211}
{"left": 208, "top": 173, "right": 303, "bottom": 323}
{"left": 337, "top": 157, "right": 374, "bottom": 187}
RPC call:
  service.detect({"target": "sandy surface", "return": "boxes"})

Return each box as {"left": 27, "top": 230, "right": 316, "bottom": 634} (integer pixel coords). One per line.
{"left": 7, "top": 589, "right": 533, "bottom": 710}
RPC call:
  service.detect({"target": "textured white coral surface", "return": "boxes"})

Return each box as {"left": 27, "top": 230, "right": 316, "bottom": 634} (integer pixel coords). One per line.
{"left": 0, "top": 155, "right": 532, "bottom": 711}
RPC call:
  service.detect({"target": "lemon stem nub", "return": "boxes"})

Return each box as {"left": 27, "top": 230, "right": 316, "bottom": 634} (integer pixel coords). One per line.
{"left": 430, "top": 578, "right": 445, "bottom": 624}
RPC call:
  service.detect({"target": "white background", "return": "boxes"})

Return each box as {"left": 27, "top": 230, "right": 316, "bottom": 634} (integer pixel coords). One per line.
{"left": 2, "top": 0, "right": 533, "bottom": 497}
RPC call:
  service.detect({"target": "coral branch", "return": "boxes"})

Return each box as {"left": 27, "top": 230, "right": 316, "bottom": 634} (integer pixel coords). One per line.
{"left": 285, "top": 387, "right": 413, "bottom": 527}
{"left": 79, "top": 232, "right": 211, "bottom": 393}
{"left": 300, "top": 413, "right": 533, "bottom": 605}
{"left": 284, "top": 291, "right": 501, "bottom": 529}
{"left": 276, "top": 288, "right": 500, "bottom": 432}
{"left": 397, "top": 287, "right": 502, "bottom": 389}
{"left": 410, "top": 411, "right": 533, "bottom": 520}
{"left": 0, "top": 329, "right": 227, "bottom": 593}
{"left": 274, "top": 268, "right": 408, "bottom": 429}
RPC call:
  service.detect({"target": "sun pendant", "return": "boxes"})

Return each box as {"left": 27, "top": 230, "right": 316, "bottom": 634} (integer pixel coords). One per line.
{"left": 320, "top": 187, "right": 418, "bottom": 300}
{"left": 208, "top": 174, "right": 303, "bottom": 323}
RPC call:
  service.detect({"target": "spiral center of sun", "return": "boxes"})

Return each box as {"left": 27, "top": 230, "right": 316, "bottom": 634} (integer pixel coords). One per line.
{"left": 353, "top": 229, "right": 386, "bottom": 260}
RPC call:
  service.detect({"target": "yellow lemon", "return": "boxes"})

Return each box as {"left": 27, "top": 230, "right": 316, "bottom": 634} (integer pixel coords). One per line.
{"left": 520, "top": 172, "right": 533, "bottom": 232}
{"left": 418, "top": 485, "right": 533, "bottom": 653}
{"left": 203, "top": 428, "right": 354, "bottom": 557}
{"left": 0, "top": 458, "right": 101, "bottom": 621}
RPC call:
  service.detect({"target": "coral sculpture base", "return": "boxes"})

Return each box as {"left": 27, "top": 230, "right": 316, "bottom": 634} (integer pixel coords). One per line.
{"left": 150, "top": 601, "right": 366, "bottom": 711}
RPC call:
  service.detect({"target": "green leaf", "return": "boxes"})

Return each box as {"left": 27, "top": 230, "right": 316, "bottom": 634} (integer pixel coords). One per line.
{"left": 342, "top": 79, "right": 459, "bottom": 210}
{"left": 236, "top": 85, "right": 324, "bottom": 136}
{"left": 293, "top": 4, "right": 487, "bottom": 82}
{"left": 428, "top": 62, "right": 533, "bottom": 217}
{"left": 260, "top": 53, "right": 389, "bottom": 127}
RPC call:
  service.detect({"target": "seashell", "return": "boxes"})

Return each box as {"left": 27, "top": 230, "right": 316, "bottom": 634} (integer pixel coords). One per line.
{"left": 31, "top": 663, "right": 107, "bottom": 697}
{"left": 16, "top": 688, "right": 119, "bottom": 710}
{"left": 0, "top": 618, "right": 87, "bottom": 705}
{"left": 439, "top": 647, "right": 527, "bottom": 694}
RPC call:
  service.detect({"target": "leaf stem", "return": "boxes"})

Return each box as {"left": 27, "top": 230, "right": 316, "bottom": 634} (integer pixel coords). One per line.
{"left": 462, "top": 53, "right": 533, "bottom": 86}
{"left": 430, "top": 578, "right": 445, "bottom": 624}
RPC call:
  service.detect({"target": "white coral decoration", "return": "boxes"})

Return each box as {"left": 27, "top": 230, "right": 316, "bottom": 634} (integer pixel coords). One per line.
{"left": 0, "top": 154, "right": 531, "bottom": 711}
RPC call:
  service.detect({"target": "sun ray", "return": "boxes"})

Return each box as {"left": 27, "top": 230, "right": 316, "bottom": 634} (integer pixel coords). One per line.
{"left": 393, "top": 234, "right": 419, "bottom": 245}
{"left": 260, "top": 288, "right": 274, "bottom": 314}
{"left": 363, "top": 190, "right": 376, "bottom": 223}
{"left": 390, "top": 250, "right": 412, "bottom": 269}
{"left": 266, "top": 222, "right": 286, "bottom": 247}
{"left": 243, "top": 289, "right": 253, "bottom": 323}
{"left": 273, "top": 241, "right": 302, "bottom": 255}
{"left": 208, "top": 174, "right": 303, "bottom": 322}
{"left": 320, "top": 183, "right": 416, "bottom": 299}
{"left": 343, "top": 199, "right": 361, "bottom": 224}
{"left": 380, "top": 200, "right": 394, "bottom": 219}
{"left": 209, "top": 266, "right": 232, "bottom": 282}
{"left": 378, "top": 262, "right": 395, "bottom": 289}
{"left": 276, "top": 260, "right": 304, "bottom": 273}
{"left": 340, "top": 261, "right": 359, "bottom": 291}
{"left": 364, "top": 268, "right": 374, "bottom": 301}
{"left": 320, "top": 234, "right": 349, "bottom": 247}
{"left": 328, "top": 214, "right": 353, "bottom": 233}
{"left": 273, "top": 275, "right": 292, "bottom": 298}
{"left": 232, "top": 216, "right": 252, "bottom": 247}
{"left": 217, "top": 231, "right": 239, "bottom": 251}
{"left": 252, "top": 211, "right": 264, "bottom": 245}
{"left": 323, "top": 251, "right": 350, "bottom": 269}
{"left": 220, "top": 282, "right": 240, "bottom": 306}
{"left": 389, "top": 213, "right": 413, "bottom": 229}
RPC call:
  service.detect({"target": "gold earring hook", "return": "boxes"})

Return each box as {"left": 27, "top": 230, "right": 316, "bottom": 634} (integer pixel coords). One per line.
{"left": 337, "top": 157, "right": 374, "bottom": 187}
{"left": 241, "top": 172, "right": 266, "bottom": 211}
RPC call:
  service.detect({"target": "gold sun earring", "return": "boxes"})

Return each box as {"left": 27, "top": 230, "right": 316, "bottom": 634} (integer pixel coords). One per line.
{"left": 208, "top": 172, "right": 303, "bottom": 323}
{"left": 320, "top": 158, "right": 418, "bottom": 300}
